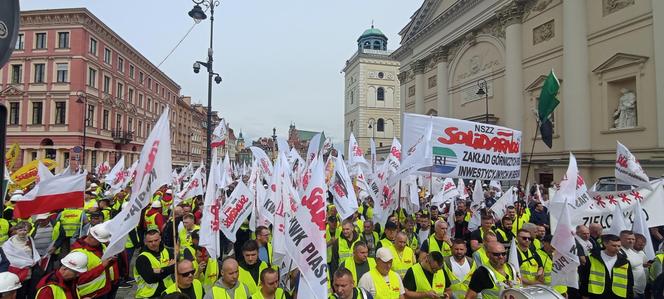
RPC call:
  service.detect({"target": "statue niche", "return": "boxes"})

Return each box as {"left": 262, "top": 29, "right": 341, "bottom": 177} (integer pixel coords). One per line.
{"left": 612, "top": 88, "right": 637, "bottom": 129}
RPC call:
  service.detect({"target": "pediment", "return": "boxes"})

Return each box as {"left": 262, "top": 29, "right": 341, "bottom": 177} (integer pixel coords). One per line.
{"left": 400, "top": 0, "right": 439, "bottom": 44}
{"left": 593, "top": 53, "right": 648, "bottom": 74}
{"left": 0, "top": 85, "right": 24, "bottom": 96}
{"left": 525, "top": 74, "right": 563, "bottom": 92}
{"left": 101, "top": 95, "right": 113, "bottom": 106}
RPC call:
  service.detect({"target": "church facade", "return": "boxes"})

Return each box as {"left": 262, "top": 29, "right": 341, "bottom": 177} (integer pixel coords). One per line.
{"left": 392, "top": 0, "right": 664, "bottom": 185}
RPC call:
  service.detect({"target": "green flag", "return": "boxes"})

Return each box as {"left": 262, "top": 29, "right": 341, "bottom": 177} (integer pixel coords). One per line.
{"left": 537, "top": 69, "right": 560, "bottom": 123}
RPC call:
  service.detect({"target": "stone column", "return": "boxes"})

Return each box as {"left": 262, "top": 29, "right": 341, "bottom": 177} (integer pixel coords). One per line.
{"left": 397, "top": 72, "right": 408, "bottom": 138}
{"left": 498, "top": 1, "right": 525, "bottom": 131}
{"left": 435, "top": 47, "right": 450, "bottom": 117}
{"left": 412, "top": 60, "right": 426, "bottom": 115}
{"left": 653, "top": 0, "right": 664, "bottom": 147}
{"left": 562, "top": 0, "right": 592, "bottom": 150}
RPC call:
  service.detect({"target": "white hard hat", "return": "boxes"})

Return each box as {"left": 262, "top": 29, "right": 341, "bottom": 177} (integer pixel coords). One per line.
{"left": 9, "top": 194, "right": 23, "bottom": 202}
{"left": 35, "top": 213, "right": 50, "bottom": 221}
{"left": 60, "top": 251, "right": 88, "bottom": 273}
{"left": 11, "top": 190, "right": 23, "bottom": 195}
{"left": 165, "top": 189, "right": 173, "bottom": 194}
{"left": 151, "top": 201, "right": 162, "bottom": 208}
{"left": 89, "top": 224, "right": 111, "bottom": 243}
{"left": 90, "top": 183, "right": 98, "bottom": 188}
{"left": 0, "top": 272, "right": 21, "bottom": 292}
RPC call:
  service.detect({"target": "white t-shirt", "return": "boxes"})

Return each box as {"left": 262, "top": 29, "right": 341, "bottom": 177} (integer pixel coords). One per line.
{"left": 600, "top": 251, "right": 618, "bottom": 272}
{"left": 451, "top": 257, "right": 471, "bottom": 280}
{"left": 358, "top": 270, "right": 406, "bottom": 297}
{"left": 624, "top": 247, "right": 647, "bottom": 294}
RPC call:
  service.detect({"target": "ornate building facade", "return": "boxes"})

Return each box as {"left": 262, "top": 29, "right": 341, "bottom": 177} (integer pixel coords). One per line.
{"left": 343, "top": 26, "right": 401, "bottom": 155}
{"left": 392, "top": 0, "right": 664, "bottom": 185}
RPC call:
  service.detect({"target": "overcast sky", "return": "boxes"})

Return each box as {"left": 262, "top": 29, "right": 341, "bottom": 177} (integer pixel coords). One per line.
{"left": 21, "top": 0, "right": 423, "bottom": 149}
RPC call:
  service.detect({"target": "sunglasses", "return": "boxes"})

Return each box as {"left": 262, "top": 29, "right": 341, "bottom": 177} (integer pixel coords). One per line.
{"left": 179, "top": 270, "right": 196, "bottom": 277}
{"left": 491, "top": 252, "right": 507, "bottom": 257}
{"left": 519, "top": 236, "right": 533, "bottom": 241}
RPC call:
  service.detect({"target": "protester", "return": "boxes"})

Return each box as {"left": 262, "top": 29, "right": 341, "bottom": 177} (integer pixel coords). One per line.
{"left": 465, "top": 242, "right": 520, "bottom": 299}
{"left": 358, "top": 247, "right": 405, "bottom": 299}
{"left": 580, "top": 234, "right": 634, "bottom": 298}
{"left": 134, "top": 230, "right": 175, "bottom": 298}
{"left": 35, "top": 251, "right": 87, "bottom": 299}
{"left": 162, "top": 260, "right": 204, "bottom": 299}
{"left": 332, "top": 268, "right": 373, "bottom": 299}
{"left": 238, "top": 240, "right": 268, "bottom": 295}
{"left": 444, "top": 239, "right": 475, "bottom": 299}
{"left": 402, "top": 251, "right": 451, "bottom": 299}
{"left": 252, "top": 268, "right": 290, "bottom": 299}
{"left": 205, "top": 257, "right": 250, "bottom": 299}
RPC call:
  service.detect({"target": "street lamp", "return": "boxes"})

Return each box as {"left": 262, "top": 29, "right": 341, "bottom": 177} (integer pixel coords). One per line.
{"left": 476, "top": 79, "right": 489, "bottom": 124}
{"left": 189, "top": 0, "right": 222, "bottom": 178}
{"left": 368, "top": 120, "right": 376, "bottom": 139}
{"left": 75, "top": 91, "right": 87, "bottom": 171}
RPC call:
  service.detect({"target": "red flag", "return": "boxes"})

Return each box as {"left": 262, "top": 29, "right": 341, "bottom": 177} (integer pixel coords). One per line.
{"left": 14, "top": 171, "right": 86, "bottom": 218}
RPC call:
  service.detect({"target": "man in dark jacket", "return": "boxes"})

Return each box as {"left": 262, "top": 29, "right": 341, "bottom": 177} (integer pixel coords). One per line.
{"left": 580, "top": 234, "right": 634, "bottom": 299}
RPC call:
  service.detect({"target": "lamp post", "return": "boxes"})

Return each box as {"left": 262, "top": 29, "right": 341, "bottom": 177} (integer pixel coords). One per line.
{"left": 189, "top": 0, "right": 222, "bottom": 178}
{"left": 75, "top": 91, "right": 87, "bottom": 171}
{"left": 476, "top": 79, "right": 489, "bottom": 124}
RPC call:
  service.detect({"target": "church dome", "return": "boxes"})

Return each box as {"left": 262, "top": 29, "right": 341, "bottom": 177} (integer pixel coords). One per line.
{"left": 359, "top": 27, "right": 386, "bottom": 40}
{"left": 357, "top": 25, "right": 388, "bottom": 51}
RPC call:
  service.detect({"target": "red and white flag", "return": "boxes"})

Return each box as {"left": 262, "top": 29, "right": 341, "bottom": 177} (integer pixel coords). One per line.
{"left": 103, "top": 108, "right": 172, "bottom": 259}
{"left": 105, "top": 156, "right": 126, "bottom": 194}
{"left": 431, "top": 178, "right": 459, "bottom": 207}
{"left": 285, "top": 156, "right": 328, "bottom": 299}
{"left": 14, "top": 170, "right": 86, "bottom": 218}
{"left": 385, "top": 138, "right": 402, "bottom": 175}
{"left": 348, "top": 133, "right": 369, "bottom": 168}
{"left": 177, "top": 166, "right": 204, "bottom": 205}
{"left": 121, "top": 160, "right": 138, "bottom": 190}
{"left": 271, "top": 152, "right": 298, "bottom": 267}
{"left": 306, "top": 133, "right": 323, "bottom": 164}
{"left": 95, "top": 161, "right": 110, "bottom": 176}
{"left": 616, "top": 141, "right": 651, "bottom": 189}
{"left": 200, "top": 150, "right": 222, "bottom": 258}
{"left": 220, "top": 181, "right": 255, "bottom": 242}
{"left": 329, "top": 156, "right": 358, "bottom": 221}
{"left": 210, "top": 118, "right": 227, "bottom": 148}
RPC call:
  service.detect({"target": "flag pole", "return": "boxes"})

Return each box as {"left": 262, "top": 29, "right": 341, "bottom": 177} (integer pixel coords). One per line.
{"left": 522, "top": 120, "right": 540, "bottom": 190}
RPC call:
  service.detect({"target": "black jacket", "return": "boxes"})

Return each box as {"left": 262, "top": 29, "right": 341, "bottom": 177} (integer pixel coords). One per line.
{"left": 579, "top": 250, "right": 633, "bottom": 299}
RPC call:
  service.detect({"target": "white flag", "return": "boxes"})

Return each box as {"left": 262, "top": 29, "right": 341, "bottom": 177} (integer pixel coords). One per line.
{"left": 508, "top": 238, "right": 521, "bottom": 279}
{"left": 218, "top": 153, "right": 233, "bottom": 189}
{"left": 632, "top": 199, "right": 656, "bottom": 260}
{"left": 95, "top": 161, "right": 110, "bottom": 176}
{"left": 608, "top": 203, "right": 627, "bottom": 236}
{"left": 616, "top": 141, "right": 651, "bottom": 189}
{"left": 389, "top": 121, "right": 432, "bottom": 186}
{"left": 121, "top": 160, "right": 138, "bottom": 189}
{"left": 177, "top": 166, "right": 204, "bottom": 205}
{"left": 219, "top": 181, "right": 255, "bottom": 242}
{"left": 551, "top": 203, "right": 580, "bottom": 288}
{"left": 457, "top": 178, "right": 468, "bottom": 199}
{"left": 200, "top": 151, "right": 221, "bottom": 259}
{"left": 431, "top": 178, "right": 459, "bottom": 207}
{"left": 306, "top": 133, "right": 323, "bottom": 164}
{"left": 348, "top": 133, "right": 369, "bottom": 167}
{"left": 490, "top": 187, "right": 517, "bottom": 221}
{"left": 211, "top": 118, "right": 227, "bottom": 148}
{"left": 285, "top": 156, "right": 328, "bottom": 299}
{"left": 329, "top": 156, "right": 358, "bottom": 221}
{"left": 103, "top": 108, "right": 171, "bottom": 259}
{"left": 385, "top": 138, "right": 401, "bottom": 175}
{"left": 104, "top": 156, "right": 125, "bottom": 187}
{"left": 468, "top": 179, "right": 485, "bottom": 231}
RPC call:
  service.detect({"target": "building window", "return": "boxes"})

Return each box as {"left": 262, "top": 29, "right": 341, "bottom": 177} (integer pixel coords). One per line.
{"left": 350, "top": 90, "right": 354, "bottom": 104}
{"left": 138, "top": 121, "right": 143, "bottom": 137}
{"left": 118, "top": 57, "right": 124, "bottom": 72}
{"left": 86, "top": 104, "right": 95, "bottom": 127}
{"left": 129, "top": 65, "right": 135, "bottom": 79}
{"left": 104, "top": 48, "right": 112, "bottom": 64}
{"left": 128, "top": 88, "right": 134, "bottom": 104}
{"left": 32, "top": 102, "right": 43, "bottom": 124}
{"left": 9, "top": 103, "right": 19, "bottom": 125}
{"left": 88, "top": 68, "right": 97, "bottom": 87}
{"left": 408, "top": 86, "right": 416, "bottom": 97}
{"left": 35, "top": 33, "right": 46, "bottom": 49}
{"left": 148, "top": 78, "right": 152, "bottom": 89}
{"left": 155, "top": 102, "right": 159, "bottom": 113}
{"left": 138, "top": 94, "right": 143, "bottom": 108}
{"left": 54, "top": 101, "right": 66, "bottom": 124}
{"left": 147, "top": 98, "right": 152, "bottom": 112}
{"left": 89, "top": 38, "right": 97, "bottom": 55}
{"left": 34, "top": 63, "right": 45, "bottom": 83}
{"left": 128, "top": 117, "right": 133, "bottom": 131}
{"left": 56, "top": 63, "right": 68, "bottom": 83}
{"left": 116, "top": 113, "right": 122, "bottom": 130}
{"left": 377, "top": 87, "right": 385, "bottom": 101}
{"left": 91, "top": 152, "right": 97, "bottom": 171}
{"left": 376, "top": 118, "right": 385, "bottom": 132}
{"left": 117, "top": 82, "right": 124, "bottom": 99}
{"left": 57, "top": 32, "right": 69, "bottom": 48}
{"left": 139, "top": 72, "right": 144, "bottom": 84}
{"left": 103, "top": 76, "right": 111, "bottom": 94}
{"left": 11, "top": 64, "right": 22, "bottom": 84}
{"left": 102, "top": 110, "right": 109, "bottom": 130}
{"left": 15, "top": 33, "right": 24, "bottom": 50}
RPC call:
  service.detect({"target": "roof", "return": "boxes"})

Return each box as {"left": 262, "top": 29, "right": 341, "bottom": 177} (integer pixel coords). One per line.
{"left": 296, "top": 130, "right": 325, "bottom": 142}
{"left": 359, "top": 27, "right": 387, "bottom": 40}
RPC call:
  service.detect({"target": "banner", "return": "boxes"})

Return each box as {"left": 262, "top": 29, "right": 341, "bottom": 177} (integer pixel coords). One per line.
{"left": 177, "top": 166, "right": 204, "bottom": 205}
{"left": 103, "top": 108, "right": 171, "bottom": 259}
{"left": 402, "top": 113, "right": 522, "bottom": 180}
{"left": 5, "top": 143, "right": 20, "bottom": 170}
{"left": 550, "top": 179, "right": 664, "bottom": 233}
{"left": 220, "top": 181, "right": 254, "bottom": 242}
{"left": 10, "top": 159, "right": 57, "bottom": 188}
{"left": 329, "top": 156, "right": 358, "bottom": 221}
{"left": 211, "top": 118, "right": 227, "bottom": 148}
{"left": 550, "top": 203, "right": 579, "bottom": 288}
{"left": 200, "top": 151, "right": 222, "bottom": 259}
{"left": 615, "top": 141, "right": 651, "bottom": 189}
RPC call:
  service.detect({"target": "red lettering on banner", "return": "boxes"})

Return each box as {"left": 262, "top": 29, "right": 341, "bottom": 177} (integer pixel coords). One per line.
{"left": 144, "top": 141, "right": 160, "bottom": 174}
{"left": 301, "top": 187, "right": 326, "bottom": 231}
{"left": 437, "top": 127, "right": 520, "bottom": 154}
{"left": 210, "top": 199, "right": 221, "bottom": 231}
{"left": 593, "top": 195, "right": 606, "bottom": 208}
{"left": 390, "top": 146, "right": 401, "bottom": 160}
{"left": 616, "top": 154, "right": 628, "bottom": 168}
{"left": 353, "top": 144, "right": 364, "bottom": 157}
{"left": 444, "top": 182, "right": 454, "bottom": 191}
{"left": 222, "top": 195, "right": 249, "bottom": 228}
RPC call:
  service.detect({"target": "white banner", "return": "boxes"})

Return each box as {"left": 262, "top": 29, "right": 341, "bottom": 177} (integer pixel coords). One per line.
{"left": 616, "top": 141, "right": 651, "bottom": 189}
{"left": 329, "top": 156, "right": 358, "bottom": 221}
{"left": 220, "top": 181, "right": 255, "bottom": 242}
{"left": 200, "top": 151, "right": 222, "bottom": 259}
{"left": 402, "top": 113, "right": 522, "bottom": 180}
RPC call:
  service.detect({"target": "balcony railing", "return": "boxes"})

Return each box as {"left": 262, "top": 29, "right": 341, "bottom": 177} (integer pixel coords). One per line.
{"left": 112, "top": 130, "right": 134, "bottom": 144}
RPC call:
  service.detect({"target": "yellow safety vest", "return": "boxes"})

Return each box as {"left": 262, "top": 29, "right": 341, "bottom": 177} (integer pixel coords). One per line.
{"left": 163, "top": 279, "right": 203, "bottom": 299}
{"left": 391, "top": 246, "right": 415, "bottom": 278}
{"left": 427, "top": 235, "right": 451, "bottom": 257}
{"left": 407, "top": 233, "right": 419, "bottom": 251}
{"left": 588, "top": 255, "right": 629, "bottom": 297}
{"left": 517, "top": 247, "right": 540, "bottom": 282}
{"left": 649, "top": 253, "right": 664, "bottom": 282}
{"left": 178, "top": 225, "right": 200, "bottom": 248}
{"left": 380, "top": 238, "right": 395, "bottom": 251}
{"left": 200, "top": 258, "right": 219, "bottom": 289}
{"left": 326, "top": 227, "right": 341, "bottom": 263}
{"left": 368, "top": 268, "right": 401, "bottom": 299}
{"left": 444, "top": 257, "right": 476, "bottom": 299}
{"left": 238, "top": 261, "right": 268, "bottom": 295}
{"left": 411, "top": 263, "right": 447, "bottom": 297}
{"left": 538, "top": 249, "right": 567, "bottom": 295}
{"left": 338, "top": 236, "right": 360, "bottom": 265}
{"left": 144, "top": 212, "right": 159, "bottom": 231}
{"left": 134, "top": 249, "right": 174, "bottom": 298}
{"left": 252, "top": 288, "right": 286, "bottom": 299}
{"left": 342, "top": 257, "right": 376, "bottom": 284}
{"left": 474, "top": 247, "right": 490, "bottom": 266}
{"left": 36, "top": 284, "right": 68, "bottom": 299}
{"left": 59, "top": 209, "right": 83, "bottom": 237}
{"left": 511, "top": 210, "right": 531, "bottom": 235}
{"left": 0, "top": 218, "right": 10, "bottom": 244}
{"left": 71, "top": 246, "right": 107, "bottom": 297}
{"left": 481, "top": 263, "right": 520, "bottom": 299}
{"left": 211, "top": 283, "right": 249, "bottom": 299}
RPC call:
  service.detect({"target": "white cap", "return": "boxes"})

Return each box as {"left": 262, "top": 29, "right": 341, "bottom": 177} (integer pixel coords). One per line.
{"left": 0, "top": 272, "right": 21, "bottom": 292}
{"left": 165, "top": 189, "right": 173, "bottom": 194}
{"left": 89, "top": 224, "right": 111, "bottom": 243}
{"left": 11, "top": 190, "right": 23, "bottom": 195}
{"left": 376, "top": 247, "right": 394, "bottom": 262}
{"left": 35, "top": 213, "right": 50, "bottom": 221}
{"left": 60, "top": 251, "right": 88, "bottom": 273}
{"left": 151, "top": 201, "right": 162, "bottom": 208}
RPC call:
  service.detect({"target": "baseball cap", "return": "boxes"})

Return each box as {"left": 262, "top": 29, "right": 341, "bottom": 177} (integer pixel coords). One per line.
{"left": 376, "top": 247, "right": 394, "bottom": 262}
